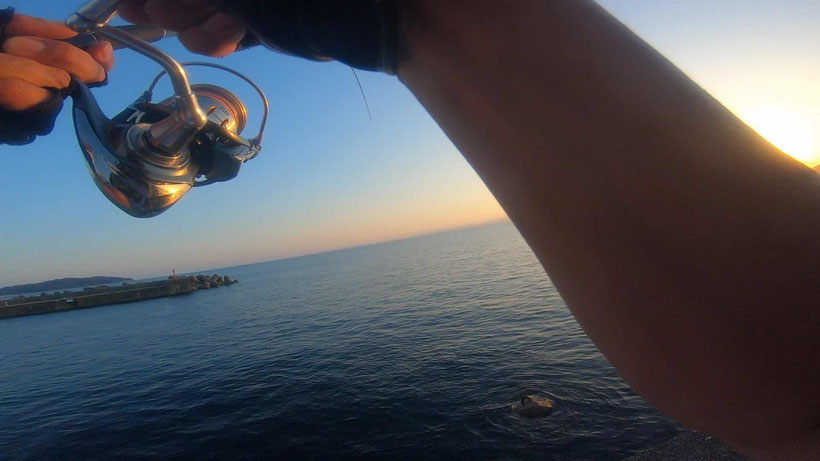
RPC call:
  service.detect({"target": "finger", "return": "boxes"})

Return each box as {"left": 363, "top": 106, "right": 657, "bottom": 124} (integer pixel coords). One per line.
{"left": 0, "top": 53, "right": 70, "bottom": 89}
{"left": 178, "top": 13, "right": 245, "bottom": 57}
{"left": 3, "top": 37, "right": 105, "bottom": 84}
{"left": 119, "top": 0, "right": 153, "bottom": 25}
{"left": 142, "top": 0, "right": 219, "bottom": 31}
{"left": 85, "top": 41, "right": 115, "bottom": 73}
{"left": 6, "top": 14, "right": 77, "bottom": 40}
{"left": 0, "top": 79, "right": 51, "bottom": 111}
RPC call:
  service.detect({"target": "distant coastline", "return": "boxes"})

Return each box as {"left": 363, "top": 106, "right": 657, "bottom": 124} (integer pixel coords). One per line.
{"left": 0, "top": 277, "right": 133, "bottom": 296}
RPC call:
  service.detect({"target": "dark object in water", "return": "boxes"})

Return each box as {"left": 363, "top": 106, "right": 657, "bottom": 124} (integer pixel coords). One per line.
{"left": 511, "top": 395, "right": 553, "bottom": 418}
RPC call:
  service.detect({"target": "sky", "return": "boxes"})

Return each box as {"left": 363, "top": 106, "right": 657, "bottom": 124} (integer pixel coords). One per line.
{"left": 1, "top": 1, "right": 818, "bottom": 286}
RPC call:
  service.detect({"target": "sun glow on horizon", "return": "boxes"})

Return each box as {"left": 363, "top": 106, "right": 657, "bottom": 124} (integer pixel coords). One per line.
{"left": 739, "top": 106, "right": 818, "bottom": 167}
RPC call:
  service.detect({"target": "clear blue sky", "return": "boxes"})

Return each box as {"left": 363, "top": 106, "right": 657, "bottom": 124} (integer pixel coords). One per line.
{"left": 1, "top": 1, "right": 817, "bottom": 286}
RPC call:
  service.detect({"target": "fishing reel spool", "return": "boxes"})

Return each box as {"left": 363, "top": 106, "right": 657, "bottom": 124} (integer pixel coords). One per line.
{"left": 119, "top": 63, "right": 269, "bottom": 188}
{"left": 66, "top": 0, "right": 269, "bottom": 218}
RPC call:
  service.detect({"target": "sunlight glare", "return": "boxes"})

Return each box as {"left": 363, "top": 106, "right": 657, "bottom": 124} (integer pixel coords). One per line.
{"left": 740, "top": 107, "right": 817, "bottom": 167}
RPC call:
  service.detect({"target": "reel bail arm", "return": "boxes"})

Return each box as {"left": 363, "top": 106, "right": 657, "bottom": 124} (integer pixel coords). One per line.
{"left": 66, "top": 0, "right": 122, "bottom": 32}
{"left": 145, "top": 62, "right": 270, "bottom": 161}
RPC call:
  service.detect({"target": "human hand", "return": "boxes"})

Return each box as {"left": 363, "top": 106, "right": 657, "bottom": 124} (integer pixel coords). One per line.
{"left": 120, "top": 0, "right": 245, "bottom": 58}
{"left": 0, "top": 13, "right": 114, "bottom": 111}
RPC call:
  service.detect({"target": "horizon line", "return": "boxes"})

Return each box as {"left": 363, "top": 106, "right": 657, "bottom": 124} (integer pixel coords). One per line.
{"left": 3, "top": 218, "right": 512, "bottom": 288}
{"left": 181, "top": 217, "right": 512, "bottom": 278}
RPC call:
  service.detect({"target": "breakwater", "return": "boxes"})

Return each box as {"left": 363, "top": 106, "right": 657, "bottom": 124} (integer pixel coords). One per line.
{"left": 0, "top": 274, "right": 237, "bottom": 320}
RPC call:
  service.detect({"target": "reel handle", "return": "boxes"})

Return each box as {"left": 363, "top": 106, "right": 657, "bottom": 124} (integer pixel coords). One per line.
{"left": 66, "top": 0, "right": 124, "bottom": 32}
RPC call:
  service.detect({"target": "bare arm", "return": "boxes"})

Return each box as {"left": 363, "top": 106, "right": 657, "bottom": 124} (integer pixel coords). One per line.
{"left": 397, "top": 1, "right": 820, "bottom": 458}
{"left": 118, "top": 0, "right": 819, "bottom": 457}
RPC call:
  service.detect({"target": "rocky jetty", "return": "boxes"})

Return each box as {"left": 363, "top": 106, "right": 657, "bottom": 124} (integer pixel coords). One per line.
{"left": 180, "top": 274, "right": 239, "bottom": 290}
{"left": 0, "top": 274, "right": 238, "bottom": 320}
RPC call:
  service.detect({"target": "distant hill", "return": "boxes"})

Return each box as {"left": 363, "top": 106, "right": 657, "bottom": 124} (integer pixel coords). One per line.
{"left": 0, "top": 277, "right": 134, "bottom": 295}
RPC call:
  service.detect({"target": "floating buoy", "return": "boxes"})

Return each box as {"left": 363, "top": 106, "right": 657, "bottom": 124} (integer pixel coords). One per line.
{"left": 511, "top": 395, "right": 553, "bottom": 417}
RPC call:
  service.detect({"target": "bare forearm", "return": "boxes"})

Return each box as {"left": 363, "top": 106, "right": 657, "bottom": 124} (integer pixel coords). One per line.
{"left": 397, "top": 1, "right": 820, "bottom": 457}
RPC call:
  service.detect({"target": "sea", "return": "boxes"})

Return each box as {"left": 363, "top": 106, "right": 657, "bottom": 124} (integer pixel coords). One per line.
{"left": 0, "top": 221, "right": 679, "bottom": 460}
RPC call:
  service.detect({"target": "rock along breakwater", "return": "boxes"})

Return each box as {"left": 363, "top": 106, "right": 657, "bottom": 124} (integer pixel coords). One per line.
{"left": 0, "top": 274, "right": 238, "bottom": 320}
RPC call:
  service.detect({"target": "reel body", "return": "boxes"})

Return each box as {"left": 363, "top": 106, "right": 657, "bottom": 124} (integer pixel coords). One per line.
{"left": 72, "top": 80, "right": 198, "bottom": 218}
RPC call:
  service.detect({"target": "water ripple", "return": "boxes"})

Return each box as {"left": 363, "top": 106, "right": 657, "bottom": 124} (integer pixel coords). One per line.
{"left": 0, "top": 222, "right": 677, "bottom": 460}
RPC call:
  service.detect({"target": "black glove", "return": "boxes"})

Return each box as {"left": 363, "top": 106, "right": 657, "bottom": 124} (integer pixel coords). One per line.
{"left": 219, "top": 0, "right": 402, "bottom": 74}
{"left": 0, "top": 7, "right": 64, "bottom": 145}
{"left": 0, "top": 7, "right": 108, "bottom": 146}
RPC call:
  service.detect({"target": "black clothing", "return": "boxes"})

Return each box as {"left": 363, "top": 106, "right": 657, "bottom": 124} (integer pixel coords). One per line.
{"left": 220, "top": 0, "right": 401, "bottom": 74}
{"left": 0, "top": 1, "right": 399, "bottom": 145}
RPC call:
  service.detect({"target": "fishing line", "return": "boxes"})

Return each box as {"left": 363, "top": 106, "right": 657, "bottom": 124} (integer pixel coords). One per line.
{"left": 351, "top": 67, "right": 373, "bottom": 120}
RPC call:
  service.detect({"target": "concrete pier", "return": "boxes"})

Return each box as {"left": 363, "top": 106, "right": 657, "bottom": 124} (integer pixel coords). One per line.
{"left": 0, "top": 275, "right": 237, "bottom": 320}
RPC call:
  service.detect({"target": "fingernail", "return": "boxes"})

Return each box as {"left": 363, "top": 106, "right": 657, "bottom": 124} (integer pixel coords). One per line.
{"left": 4, "top": 37, "right": 46, "bottom": 56}
{"left": 102, "top": 41, "right": 114, "bottom": 64}
{"left": 95, "top": 64, "right": 107, "bottom": 83}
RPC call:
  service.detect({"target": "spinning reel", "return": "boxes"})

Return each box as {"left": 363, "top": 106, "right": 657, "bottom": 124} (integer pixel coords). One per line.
{"left": 66, "top": 0, "right": 269, "bottom": 217}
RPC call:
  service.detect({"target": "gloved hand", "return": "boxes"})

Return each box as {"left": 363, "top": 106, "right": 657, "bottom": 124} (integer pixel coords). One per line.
{"left": 0, "top": 8, "right": 114, "bottom": 145}
{"left": 0, "top": 9, "right": 113, "bottom": 110}
{"left": 120, "top": 0, "right": 400, "bottom": 73}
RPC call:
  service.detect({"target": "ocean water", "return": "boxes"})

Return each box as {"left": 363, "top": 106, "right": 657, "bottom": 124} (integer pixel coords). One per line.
{"left": 0, "top": 221, "right": 678, "bottom": 460}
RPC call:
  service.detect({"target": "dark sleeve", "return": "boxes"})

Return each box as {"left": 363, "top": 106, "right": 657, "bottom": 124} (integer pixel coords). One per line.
{"left": 219, "top": 0, "right": 401, "bottom": 73}
{"left": 0, "top": 7, "right": 66, "bottom": 146}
